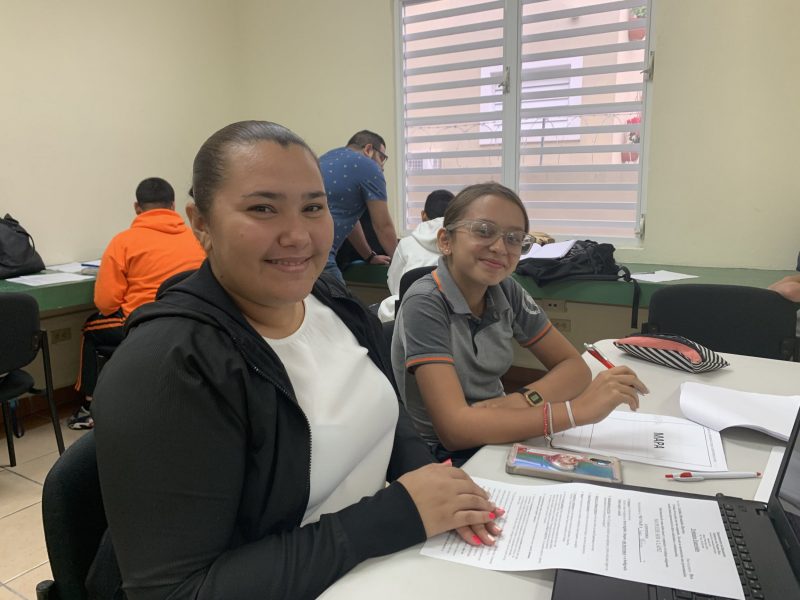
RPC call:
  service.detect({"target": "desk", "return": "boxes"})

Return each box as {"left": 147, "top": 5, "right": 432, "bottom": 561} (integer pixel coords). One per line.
{"left": 344, "top": 263, "right": 798, "bottom": 308}
{"left": 344, "top": 264, "right": 798, "bottom": 367}
{"left": 319, "top": 341, "right": 800, "bottom": 600}
{"left": 0, "top": 273, "right": 94, "bottom": 316}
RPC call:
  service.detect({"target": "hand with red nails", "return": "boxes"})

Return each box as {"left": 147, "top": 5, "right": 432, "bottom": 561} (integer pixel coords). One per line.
{"left": 457, "top": 505, "right": 504, "bottom": 546}
{"left": 398, "top": 463, "right": 501, "bottom": 544}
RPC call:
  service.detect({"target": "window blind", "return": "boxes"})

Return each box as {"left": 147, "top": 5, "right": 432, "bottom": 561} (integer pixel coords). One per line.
{"left": 401, "top": 0, "right": 506, "bottom": 229}
{"left": 399, "top": 0, "right": 651, "bottom": 239}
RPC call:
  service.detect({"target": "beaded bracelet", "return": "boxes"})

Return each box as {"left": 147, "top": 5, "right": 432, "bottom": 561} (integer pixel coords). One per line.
{"left": 565, "top": 400, "right": 577, "bottom": 428}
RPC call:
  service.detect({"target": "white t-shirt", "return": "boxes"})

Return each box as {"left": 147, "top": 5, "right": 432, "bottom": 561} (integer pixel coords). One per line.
{"left": 377, "top": 218, "right": 444, "bottom": 323}
{"left": 264, "top": 295, "right": 399, "bottom": 526}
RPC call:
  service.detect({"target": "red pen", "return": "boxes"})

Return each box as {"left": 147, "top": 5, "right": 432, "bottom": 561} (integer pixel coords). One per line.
{"left": 665, "top": 471, "right": 761, "bottom": 481}
{"left": 583, "top": 342, "right": 615, "bottom": 369}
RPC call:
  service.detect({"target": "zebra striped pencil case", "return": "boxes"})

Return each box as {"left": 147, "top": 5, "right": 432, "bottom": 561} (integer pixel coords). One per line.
{"left": 613, "top": 333, "right": 729, "bottom": 373}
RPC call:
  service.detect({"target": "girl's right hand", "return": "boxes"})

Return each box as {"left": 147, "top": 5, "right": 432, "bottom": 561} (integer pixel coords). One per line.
{"left": 398, "top": 463, "right": 497, "bottom": 539}
{"left": 570, "top": 366, "right": 648, "bottom": 426}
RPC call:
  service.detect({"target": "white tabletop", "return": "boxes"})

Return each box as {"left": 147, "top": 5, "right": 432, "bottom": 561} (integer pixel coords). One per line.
{"left": 319, "top": 340, "right": 800, "bottom": 599}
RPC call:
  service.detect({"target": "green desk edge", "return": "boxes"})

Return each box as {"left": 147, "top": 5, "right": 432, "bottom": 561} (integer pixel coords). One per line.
{"left": 0, "top": 274, "right": 95, "bottom": 314}
{"left": 1, "top": 264, "right": 797, "bottom": 314}
{"left": 343, "top": 263, "right": 800, "bottom": 308}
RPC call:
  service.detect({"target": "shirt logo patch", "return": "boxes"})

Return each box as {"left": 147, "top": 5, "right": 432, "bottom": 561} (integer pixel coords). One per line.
{"left": 521, "top": 291, "right": 542, "bottom": 315}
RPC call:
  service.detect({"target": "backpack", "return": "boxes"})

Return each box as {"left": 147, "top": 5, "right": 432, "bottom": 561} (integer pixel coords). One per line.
{"left": 515, "top": 240, "right": 641, "bottom": 328}
{"left": 0, "top": 214, "right": 46, "bottom": 279}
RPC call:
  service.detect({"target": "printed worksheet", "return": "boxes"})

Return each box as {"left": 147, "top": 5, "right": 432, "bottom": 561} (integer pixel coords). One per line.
{"left": 630, "top": 270, "right": 698, "bottom": 282}
{"left": 422, "top": 478, "right": 743, "bottom": 600}
{"left": 550, "top": 411, "right": 727, "bottom": 471}
{"left": 6, "top": 272, "right": 94, "bottom": 286}
{"left": 680, "top": 382, "right": 800, "bottom": 442}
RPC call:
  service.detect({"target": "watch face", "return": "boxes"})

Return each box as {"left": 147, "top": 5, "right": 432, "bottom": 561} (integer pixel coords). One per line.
{"left": 526, "top": 390, "right": 544, "bottom": 406}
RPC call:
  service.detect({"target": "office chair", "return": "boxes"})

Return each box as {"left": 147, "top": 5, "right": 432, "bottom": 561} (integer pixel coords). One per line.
{"left": 0, "top": 293, "right": 65, "bottom": 467}
{"left": 392, "top": 265, "right": 438, "bottom": 317}
{"left": 398, "top": 265, "right": 436, "bottom": 304}
{"left": 642, "top": 284, "right": 799, "bottom": 361}
{"left": 37, "top": 431, "right": 107, "bottom": 600}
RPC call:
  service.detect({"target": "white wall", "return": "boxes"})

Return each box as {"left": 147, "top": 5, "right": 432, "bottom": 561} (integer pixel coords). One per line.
{"left": 1, "top": 0, "right": 797, "bottom": 270}
{"left": 617, "top": 0, "right": 800, "bottom": 269}
{"left": 236, "top": 0, "right": 399, "bottom": 199}
{"left": 0, "top": 1, "right": 242, "bottom": 264}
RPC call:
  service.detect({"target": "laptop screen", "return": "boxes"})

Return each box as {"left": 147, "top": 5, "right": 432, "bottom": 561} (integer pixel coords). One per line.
{"left": 772, "top": 408, "right": 800, "bottom": 577}
{"left": 777, "top": 430, "right": 800, "bottom": 535}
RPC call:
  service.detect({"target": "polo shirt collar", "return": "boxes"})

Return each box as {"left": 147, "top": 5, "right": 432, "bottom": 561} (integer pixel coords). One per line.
{"left": 433, "top": 257, "right": 512, "bottom": 320}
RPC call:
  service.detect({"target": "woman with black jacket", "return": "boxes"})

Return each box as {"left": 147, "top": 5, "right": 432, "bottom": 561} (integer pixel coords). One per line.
{"left": 89, "top": 121, "right": 501, "bottom": 599}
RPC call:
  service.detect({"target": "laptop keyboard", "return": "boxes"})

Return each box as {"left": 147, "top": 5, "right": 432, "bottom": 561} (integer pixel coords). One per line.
{"left": 646, "top": 503, "right": 761, "bottom": 600}
{"left": 720, "top": 502, "right": 763, "bottom": 599}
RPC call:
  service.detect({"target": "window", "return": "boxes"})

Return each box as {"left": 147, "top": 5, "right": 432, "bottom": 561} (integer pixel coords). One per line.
{"left": 408, "top": 157, "right": 443, "bottom": 171}
{"left": 480, "top": 58, "right": 582, "bottom": 145}
{"left": 398, "top": 0, "right": 652, "bottom": 241}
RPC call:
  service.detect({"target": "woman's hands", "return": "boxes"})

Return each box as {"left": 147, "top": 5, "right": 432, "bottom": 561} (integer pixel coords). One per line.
{"left": 457, "top": 512, "right": 504, "bottom": 546}
{"left": 570, "top": 366, "right": 648, "bottom": 426}
{"left": 398, "top": 463, "right": 501, "bottom": 545}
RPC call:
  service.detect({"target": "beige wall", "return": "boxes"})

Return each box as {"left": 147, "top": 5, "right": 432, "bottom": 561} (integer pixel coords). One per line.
{"left": 1, "top": 0, "right": 797, "bottom": 270}
{"left": 236, "top": 0, "right": 399, "bottom": 201}
{"left": 0, "top": 0, "right": 242, "bottom": 264}
{"left": 618, "top": 0, "right": 800, "bottom": 269}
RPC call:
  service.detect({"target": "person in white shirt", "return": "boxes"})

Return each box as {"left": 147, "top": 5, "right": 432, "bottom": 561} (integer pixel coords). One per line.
{"left": 378, "top": 189, "right": 454, "bottom": 322}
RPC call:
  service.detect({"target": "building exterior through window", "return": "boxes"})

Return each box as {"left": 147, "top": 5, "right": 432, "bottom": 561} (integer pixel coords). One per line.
{"left": 399, "top": 0, "right": 651, "bottom": 241}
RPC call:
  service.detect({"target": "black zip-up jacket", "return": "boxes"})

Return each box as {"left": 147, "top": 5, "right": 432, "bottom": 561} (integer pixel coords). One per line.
{"left": 91, "top": 261, "right": 433, "bottom": 599}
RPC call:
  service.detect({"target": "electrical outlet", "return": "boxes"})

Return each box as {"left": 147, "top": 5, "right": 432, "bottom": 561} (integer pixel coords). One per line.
{"left": 551, "top": 318, "right": 571, "bottom": 333}
{"left": 51, "top": 328, "right": 72, "bottom": 344}
{"left": 542, "top": 298, "right": 566, "bottom": 313}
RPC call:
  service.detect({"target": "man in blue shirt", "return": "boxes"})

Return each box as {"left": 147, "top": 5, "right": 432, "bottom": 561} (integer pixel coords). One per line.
{"left": 320, "top": 130, "right": 398, "bottom": 281}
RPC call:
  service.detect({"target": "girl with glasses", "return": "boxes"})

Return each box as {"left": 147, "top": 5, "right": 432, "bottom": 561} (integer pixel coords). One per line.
{"left": 392, "top": 182, "right": 647, "bottom": 466}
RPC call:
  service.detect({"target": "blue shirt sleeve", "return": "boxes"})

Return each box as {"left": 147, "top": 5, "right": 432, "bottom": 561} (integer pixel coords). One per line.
{"left": 358, "top": 157, "right": 388, "bottom": 202}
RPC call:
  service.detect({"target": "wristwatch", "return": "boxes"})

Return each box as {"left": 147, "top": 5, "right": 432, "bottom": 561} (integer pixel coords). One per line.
{"left": 364, "top": 250, "right": 378, "bottom": 263}
{"left": 516, "top": 386, "right": 544, "bottom": 407}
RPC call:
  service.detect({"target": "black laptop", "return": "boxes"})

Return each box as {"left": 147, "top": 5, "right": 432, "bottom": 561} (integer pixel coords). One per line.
{"left": 551, "top": 409, "right": 800, "bottom": 599}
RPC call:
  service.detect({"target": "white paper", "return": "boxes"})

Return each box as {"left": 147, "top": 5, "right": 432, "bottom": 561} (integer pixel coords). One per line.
{"left": 47, "top": 262, "right": 85, "bottom": 273}
{"left": 754, "top": 447, "right": 785, "bottom": 503}
{"left": 81, "top": 259, "right": 102, "bottom": 267}
{"left": 520, "top": 239, "right": 576, "bottom": 260}
{"left": 550, "top": 411, "right": 727, "bottom": 471}
{"left": 422, "top": 478, "right": 743, "bottom": 599}
{"left": 680, "top": 382, "right": 800, "bottom": 442}
{"left": 630, "top": 270, "right": 698, "bottom": 282}
{"left": 6, "top": 272, "right": 94, "bottom": 286}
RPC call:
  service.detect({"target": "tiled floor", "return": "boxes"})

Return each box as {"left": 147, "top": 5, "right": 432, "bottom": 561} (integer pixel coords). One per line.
{"left": 0, "top": 407, "right": 88, "bottom": 599}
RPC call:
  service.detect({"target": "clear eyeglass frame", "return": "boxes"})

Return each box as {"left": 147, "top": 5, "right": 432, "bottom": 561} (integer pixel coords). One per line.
{"left": 446, "top": 220, "right": 534, "bottom": 254}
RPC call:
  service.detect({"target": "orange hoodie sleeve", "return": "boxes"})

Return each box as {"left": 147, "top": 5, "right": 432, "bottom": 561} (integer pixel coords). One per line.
{"left": 94, "top": 238, "right": 128, "bottom": 316}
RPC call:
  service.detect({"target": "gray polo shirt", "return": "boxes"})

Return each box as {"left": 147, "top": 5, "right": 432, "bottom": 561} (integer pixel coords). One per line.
{"left": 391, "top": 257, "right": 552, "bottom": 447}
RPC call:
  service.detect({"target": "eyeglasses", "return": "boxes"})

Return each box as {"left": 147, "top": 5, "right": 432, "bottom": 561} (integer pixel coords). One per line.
{"left": 446, "top": 220, "right": 534, "bottom": 254}
{"left": 372, "top": 147, "right": 388, "bottom": 165}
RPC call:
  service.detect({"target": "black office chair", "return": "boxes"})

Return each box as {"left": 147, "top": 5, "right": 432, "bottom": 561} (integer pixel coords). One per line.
{"left": 398, "top": 265, "right": 437, "bottom": 303}
{"left": 392, "top": 265, "right": 438, "bottom": 316}
{"left": 642, "top": 284, "right": 799, "bottom": 361}
{"left": 37, "top": 431, "right": 108, "bottom": 600}
{"left": 0, "top": 293, "right": 65, "bottom": 467}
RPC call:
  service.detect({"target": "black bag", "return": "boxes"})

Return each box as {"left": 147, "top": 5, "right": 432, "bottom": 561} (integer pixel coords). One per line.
{"left": 515, "top": 240, "right": 641, "bottom": 327}
{"left": 0, "top": 214, "right": 45, "bottom": 279}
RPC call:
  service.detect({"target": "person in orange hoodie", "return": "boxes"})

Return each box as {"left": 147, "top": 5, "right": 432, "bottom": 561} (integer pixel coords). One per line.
{"left": 70, "top": 177, "right": 205, "bottom": 429}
